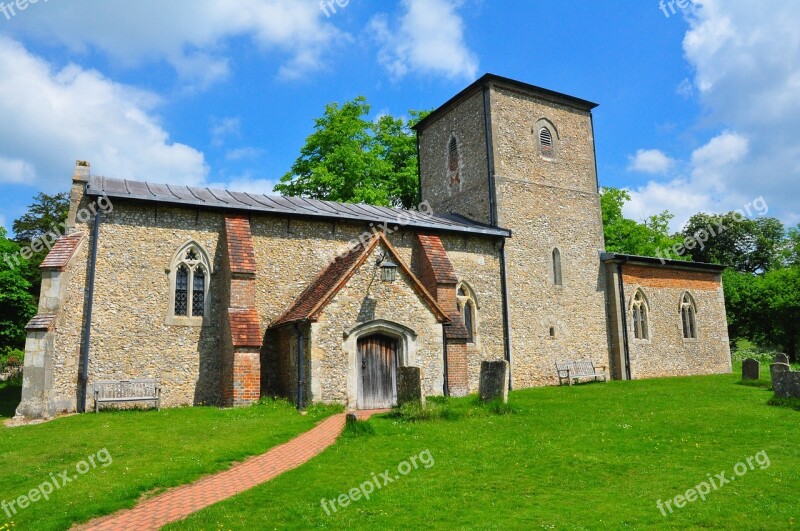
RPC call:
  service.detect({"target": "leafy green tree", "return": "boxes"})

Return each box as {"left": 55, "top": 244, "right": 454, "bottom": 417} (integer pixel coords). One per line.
{"left": 786, "top": 223, "right": 800, "bottom": 266}
{"left": 600, "top": 187, "right": 686, "bottom": 259}
{"left": 275, "top": 97, "right": 429, "bottom": 209}
{"left": 0, "top": 228, "right": 37, "bottom": 352}
{"left": 680, "top": 213, "right": 785, "bottom": 273}
{"left": 759, "top": 267, "right": 800, "bottom": 361}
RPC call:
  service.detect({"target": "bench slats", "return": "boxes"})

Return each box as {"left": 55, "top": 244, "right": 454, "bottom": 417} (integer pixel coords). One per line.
{"left": 556, "top": 360, "right": 607, "bottom": 386}
{"left": 94, "top": 379, "right": 161, "bottom": 412}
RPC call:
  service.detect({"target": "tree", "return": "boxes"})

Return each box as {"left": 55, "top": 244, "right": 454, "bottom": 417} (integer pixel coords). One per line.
{"left": 11, "top": 192, "right": 70, "bottom": 295}
{"left": 275, "top": 97, "right": 429, "bottom": 209}
{"left": 0, "top": 228, "right": 36, "bottom": 352}
{"left": 786, "top": 223, "right": 800, "bottom": 266}
{"left": 600, "top": 187, "right": 686, "bottom": 259}
{"left": 680, "top": 212, "right": 785, "bottom": 273}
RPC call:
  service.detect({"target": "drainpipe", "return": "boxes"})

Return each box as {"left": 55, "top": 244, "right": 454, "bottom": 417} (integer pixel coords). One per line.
{"left": 499, "top": 238, "right": 513, "bottom": 390}
{"left": 295, "top": 324, "right": 305, "bottom": 411}
{"left": 79, "top": 210, "right": 101, "bottom": 413}
{"left": 442, "top": 328, "right": 450, "bottom": 397}
{"left": 616, "top": 263, "right": 632, "bottom": 380}
{"left": 482, "top": 84, "right": 497, "bottom": 227}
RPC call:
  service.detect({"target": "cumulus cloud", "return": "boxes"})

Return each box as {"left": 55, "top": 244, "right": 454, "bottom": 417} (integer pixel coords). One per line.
{"left": 624, "top": 0, "right": 800, "bottom": 229}
{"left": 0, "top": 37, "right": 208, "bottom": 191}
{"left": 369, "top": 0, "right": 478, "bottom": 80}
{"left": 207, "top": 174, "right": 278, "bottom": 195}
{"left": 210, "top": 117, "right": 241, "bottom": 148}
{"left": 627, "top": 149, "right": 676, "bottom": 175}
{"left": 5, "top": 0, "right": 346, "bottom": 85}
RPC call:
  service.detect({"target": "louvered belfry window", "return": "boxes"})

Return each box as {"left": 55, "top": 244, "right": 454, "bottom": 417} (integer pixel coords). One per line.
{"left": 540, "top": 127, "right": 554, "bottom": 157}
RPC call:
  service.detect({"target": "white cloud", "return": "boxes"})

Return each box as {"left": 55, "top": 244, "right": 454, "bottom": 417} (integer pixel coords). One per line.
{"left": 0, "top": 158, "right": 36, "bottom": 184}
{"left": 627, "top": 149, "right": 676, "bottom": 175}
{"left": 625, "top": 0, "right": 800, "bottom": 228}
{"left": 225, "top": 147, "right": 264, "bottom": 161}
{"left": 207, "top": 174, "right": 278, "bottom": 195}
{"left": 5, "top": 0, "right": 346, "bottom": 85}
{"left": 210, "top": 117, "right": 241, "bottom": 148}
{"left": 0, "top": 37, "right": 208, "bottom": 191}
{"left": 369, "top": 0, "right": 478, "bottom": 80}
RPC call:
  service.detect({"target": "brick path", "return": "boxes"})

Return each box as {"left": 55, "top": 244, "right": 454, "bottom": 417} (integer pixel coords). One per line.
{"left": 78, "top": 410, "right": 386, "bottom": 531}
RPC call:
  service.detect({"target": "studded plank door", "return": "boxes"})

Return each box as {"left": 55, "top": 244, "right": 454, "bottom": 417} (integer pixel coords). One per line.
{"left": 357, "top": 335, "right": 398, "bottom": 409}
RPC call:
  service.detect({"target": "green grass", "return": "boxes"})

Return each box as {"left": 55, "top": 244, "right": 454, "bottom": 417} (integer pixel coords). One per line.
{"left": 166, "top": 374, "right": 800, "bottom": 530}
{"left": 0, "top": 400, "right": 339, "bottom": 530}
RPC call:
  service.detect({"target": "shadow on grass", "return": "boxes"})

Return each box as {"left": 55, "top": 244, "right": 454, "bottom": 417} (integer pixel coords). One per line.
{"left": 0, "top": 377, "right": 21, "bottom": 418}
{"left": 385, "top": 395, "right": 518, "bottom": 423}
{"left": 767, "top": 396, "right": 800, "bottom": 412}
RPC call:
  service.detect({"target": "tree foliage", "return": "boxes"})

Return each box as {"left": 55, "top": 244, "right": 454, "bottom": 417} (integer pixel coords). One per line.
{"left": 724, "top": 267, "right": 800, "bottom": 361}
{"left": 600, "top": 187, "right": 686, "bottom": 258}
{"left": 275, "top": 97, "right": 429, "bottom": 209}
{"left": 0, "top": 228, "right": 37, "bottom": 351}
{"left": 680, "top": 213, "right": 785, "bottom": 273}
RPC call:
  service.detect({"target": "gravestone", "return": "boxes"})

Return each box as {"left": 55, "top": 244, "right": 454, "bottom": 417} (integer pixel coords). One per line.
{"left": 742, "top": 358, "right": 760, "bottom": 381}
{"left": 346, "top": 412, "right": 358, "bottom": 427}
{"left": 775, "top": 353, "right": 790, "bottom": 365}
{"left": 397, "top": 366, "right": 425, "bottom": 407}
{"left": 479, "top": 360, "right": 509, "bottom": 403}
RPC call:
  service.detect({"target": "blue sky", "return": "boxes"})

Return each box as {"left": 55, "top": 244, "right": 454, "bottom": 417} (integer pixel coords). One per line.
{"left": 1, "top": 0, "right": 798, "bottom": 234}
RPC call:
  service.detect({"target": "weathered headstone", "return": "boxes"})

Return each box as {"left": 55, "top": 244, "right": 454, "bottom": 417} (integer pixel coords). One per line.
{"left": 345, "top": 412, "right": 359, "bottom": 427}
{"left": 742, "top": 358, "right": 760, "bottom": 381}
{"left": 479, "top": 360, "right": 509, "bottom": 403}
{"left": 775, "top": 353, "right": 790, "bottom": 365}
{"left": 397, "top": 366, "right": 425, "bottom": 407}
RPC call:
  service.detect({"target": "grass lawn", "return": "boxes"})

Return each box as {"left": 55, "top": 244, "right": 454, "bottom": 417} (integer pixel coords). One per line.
{"left": 0, "top": 397, "right": 339, "bottom": 530}
{"left": 165, "top": 372, "right": 800, "bottom": 530}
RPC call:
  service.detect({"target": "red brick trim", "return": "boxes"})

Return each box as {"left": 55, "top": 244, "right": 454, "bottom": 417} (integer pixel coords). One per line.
{"left": 225, "top": 216, "right": 257, "bottom": 275}
{"left": 228, "top": 308, "right": 262, "bottom": 348}
{"left": 40, "top": 233, "right": 85, "bottom": 271}
{"left": 622, "top": 265, "right": 721, "bottom": 291}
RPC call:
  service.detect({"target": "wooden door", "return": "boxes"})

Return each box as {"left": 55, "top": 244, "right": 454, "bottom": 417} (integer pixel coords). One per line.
{"left": 357, "top": 335, "right": 398, "bottom": 409}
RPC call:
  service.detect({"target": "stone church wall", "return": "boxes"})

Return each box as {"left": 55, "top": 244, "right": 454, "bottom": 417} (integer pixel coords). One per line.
{"left": 621, "top": 265, "right": 731, "bottom": 379}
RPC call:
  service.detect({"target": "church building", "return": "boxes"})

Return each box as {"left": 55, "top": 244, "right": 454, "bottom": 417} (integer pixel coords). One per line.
{"left": 16, "top": 74, "right": 732, "bottom": 419}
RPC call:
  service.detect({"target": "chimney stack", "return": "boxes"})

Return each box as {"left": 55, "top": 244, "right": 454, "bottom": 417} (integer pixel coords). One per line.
{"left": 73, "top": 160, "right": 90, "bottom": 183}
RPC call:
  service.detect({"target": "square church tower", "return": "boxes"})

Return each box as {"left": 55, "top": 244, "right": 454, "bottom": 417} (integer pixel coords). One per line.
{"left": 415, "top": 74, "right": 609, "bottom": 387}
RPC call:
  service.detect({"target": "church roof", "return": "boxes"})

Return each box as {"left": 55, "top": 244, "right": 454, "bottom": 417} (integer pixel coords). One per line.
{"left": 86, "top": 176, "right": 511, "bottom": 238}
{"left": 270, "top": 233, "right": 450, "bottom": 328}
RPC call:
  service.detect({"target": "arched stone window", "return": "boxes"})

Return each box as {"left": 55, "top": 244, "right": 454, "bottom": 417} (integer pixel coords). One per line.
{"left": 631, "top": 289, "right": 650, "bottom": 341}
{"left": 681, "top": 292, "right": 698, "bottom": 339}
{"left": 534, "top": 119, "right": 558, "bottom": 160}
{"left": 552, "top": 248, "right": 563, "bottom": 286}
{"left": 168, "top": 241, "right": 212, "bottom": 325}
{"left": 447, "top": 135, "right": 462, "bottom": 192}
{"left": 456, "top": 282, "right": 478, "bottom": 343}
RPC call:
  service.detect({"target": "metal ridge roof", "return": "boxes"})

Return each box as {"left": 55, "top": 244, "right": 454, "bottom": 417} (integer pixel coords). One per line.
{"left": 600, "top": 252, "right": 727, "bottom": 272}
{"left": 86, "top": 176, "right": 511, "bottom": 238}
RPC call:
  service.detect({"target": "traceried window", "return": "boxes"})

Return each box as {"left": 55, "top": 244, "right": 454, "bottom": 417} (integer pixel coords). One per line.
{"left": 169, "top": 242, "right": 211, "bottom": 324}
{"left": 632, "top": 290, "right": 650, "bottom": 341}
{"left": 457, "top": 283, "right": 477, "bottom": 343}
{"left": 681, "top": 293, "right": 697, "bottom": 339}
{"left": 552, "top": 248, "right": 563, "bottom": 286}
{"left": 447, "top": 135, "right": 462, "bottom": 191}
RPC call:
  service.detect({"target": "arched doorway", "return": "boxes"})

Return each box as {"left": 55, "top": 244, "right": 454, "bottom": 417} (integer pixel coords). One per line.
{"left": 357, "top": 334, "right": 398, "bottom": 409}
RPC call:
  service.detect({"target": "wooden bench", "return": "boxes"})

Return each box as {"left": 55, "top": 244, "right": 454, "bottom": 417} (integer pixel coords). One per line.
{"left": 94, "top": 379, "right": 161, "bottom": 412}
{"left": 556, "top": 360, "right": 607, "bottom": 386}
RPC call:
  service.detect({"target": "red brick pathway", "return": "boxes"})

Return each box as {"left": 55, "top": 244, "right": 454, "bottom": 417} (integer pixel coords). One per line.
{"left": 78, "top": 410, "right": 386, "bottom": 531}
